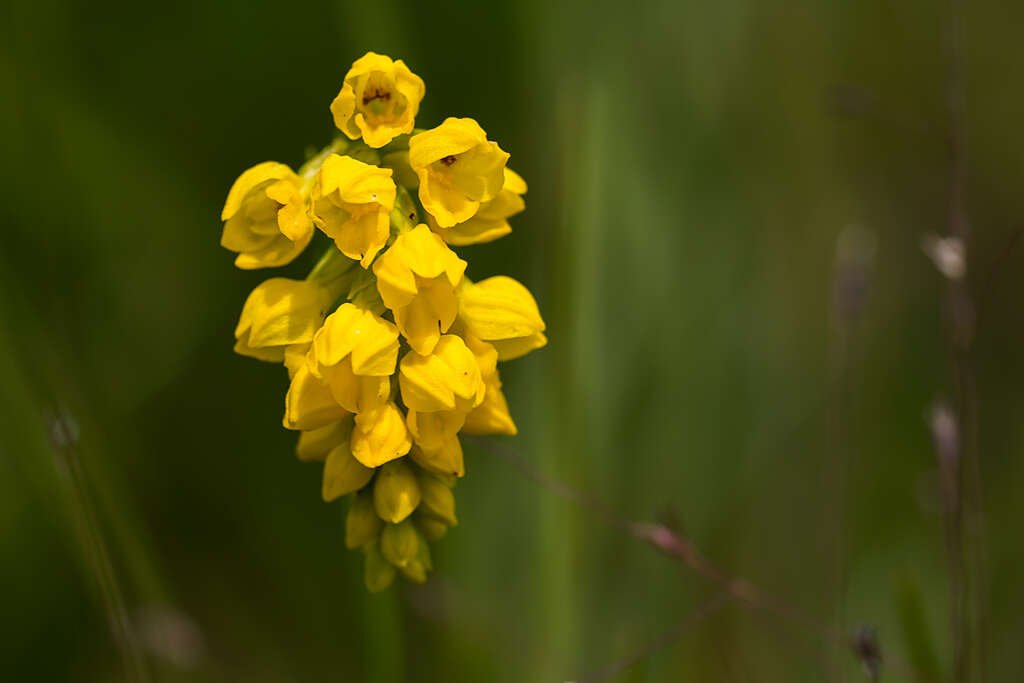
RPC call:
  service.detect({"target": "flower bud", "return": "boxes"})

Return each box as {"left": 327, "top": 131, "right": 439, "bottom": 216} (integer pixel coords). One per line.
{"left": 352, "top": 402, "right": 412, "bottom": 468}
{"left": 321, "top": 443, "right": 375, "bottom": 502}
{"left": 373, "top": 459, "right": 421, "bottom": 523}
{"left": 416, "top": 472, "right": 458, "bottom": 526}
{"left": 415, "top": 514, "right": 448, "bottom": 542}
{"left": 346, "top": 491, "right": 382, "bottom": 549}
{"left": 296, "top": 418, "right": 352, "bottom": 462}
{"left": 398, "top": 538, "right": 432, "bottom": 584}
{"left": 410, "top": 438, "right": 465, "bottom": 478}
{"left": 405, "top": 407, "right": 464, "bottom": 451}
{"left": 364, "top": 541, "right": 396, "bottom": 593}
{"left": 379, "top": 520, "right": 420, "bottom": 568}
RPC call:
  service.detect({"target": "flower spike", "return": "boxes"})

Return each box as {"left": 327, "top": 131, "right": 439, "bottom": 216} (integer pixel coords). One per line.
{"left": 224, "top": 51, "right": 546, "bottom": 590}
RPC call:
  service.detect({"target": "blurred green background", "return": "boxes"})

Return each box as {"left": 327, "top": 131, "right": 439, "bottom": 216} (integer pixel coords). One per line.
{"left": 3, "top": 0, "right": 1023, "bottom": 680}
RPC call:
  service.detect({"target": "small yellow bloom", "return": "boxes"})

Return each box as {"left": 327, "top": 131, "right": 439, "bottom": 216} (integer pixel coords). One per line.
{"left": 308, "top": 304, "right": 399, "bottom": 413}
{"left": 373, "top": 224, "right": 467, "bottom": 354}
{"left": 460, "top": 332, "right": 517, "bottom": 435}
{"left": 459, "top": 328, "right": 497, "bottom": 376}
{"left": 346, "top": 490, "right": 382, "bottom": 549}
{"left": 399, "top": 335, "right": 485, "bottom": 413}
{"left": 433, "top": 168, "right": 527, "bottom": 246}
{"left": 373, "top": 459, "right": 421, "bottom": 523}
{"left": 283, "top": 363, "right": 349, "bottom": 431}
{"left": 462, "top": 374, "right": 517, "bottom": 436}
{"left": 296, "top": 419, "right": 352, "bottom": 462}
{"left": 234, "top": 278, "right": 331, "bottom": 362}
{"left": 331, "top": 52, "right": 425, "bottom": 149}
{"left": 351, "top": 402, "right": 412, "bottom": 468}
{"left": 311, "top": 155, "right": 396, "bottom": 267}
{"left": 221, "top": 162, "right": 312, "bottom": 269}
{"left": 410, "top": 118, "right": 509, "bottom": 228}
{"left": 459, "top": 276, "right": 547, "bottom": 360}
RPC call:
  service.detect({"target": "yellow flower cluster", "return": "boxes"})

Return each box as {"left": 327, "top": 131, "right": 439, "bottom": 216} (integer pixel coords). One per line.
{"left": 221, "top": 52, "right": 546, "bottom": 591}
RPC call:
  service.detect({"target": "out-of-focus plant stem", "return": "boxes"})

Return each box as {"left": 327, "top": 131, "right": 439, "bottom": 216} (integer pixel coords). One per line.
{"left": 468, "top": 435, "right": 916, "bottom": 682}
{"left": 942, "top": 0, "right": 986, "bottom": 679}
{"left": 570, "top": 592, "right": 729, "bottom": 683}
{"left": 50, "top": 411, "right": 151, "bottom": 683}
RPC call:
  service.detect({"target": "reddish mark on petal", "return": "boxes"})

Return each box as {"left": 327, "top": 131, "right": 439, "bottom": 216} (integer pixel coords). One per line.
{"left": 362, "top": 89, "right": 391, "bottom": 106}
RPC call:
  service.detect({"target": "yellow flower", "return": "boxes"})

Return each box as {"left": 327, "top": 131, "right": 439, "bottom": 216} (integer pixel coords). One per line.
{"left": 350, "top": 402, "right": 412, "bottom": 468}
{"left": 373, "top": 224, "right": 467, "bottom": 355}
{"left": 462, "top": 374, "right": 517, "bottom": 435}
{"left": 394, "top": 331, "right": 484, "bottom": 469}
{"left": 307, "top": 304, "right": 399, "bottom": 413}
{"left": 234, "top": 278, "right": 332, "bottom": 363}
{"left": 398, "top": 335, "right": 485, "bottom": 413}
{"left": 409, "top": 118, "right": 509, "bottom": 228}
{"left": 331, "top": 52, "right": 425, "bottom": 149}
{"left": 432, "top": 168, "right": 527, "bottom": 246}
{"left": 459, "top": 276, "right": 547, "bottom": 360}
{"left": 221, "top": 162, "right": 312, "bottom": 269}
{"left": 310, "top": 155, "right": 396, "bottom": 267}
{"left": 405, "top": 404, "right": 465, "bottom": 451}
{"left": 459, "top": 332, "right": 517, "bottom": 435}
{"left": 283, "top": 362, "right": 349, "bottom": 431}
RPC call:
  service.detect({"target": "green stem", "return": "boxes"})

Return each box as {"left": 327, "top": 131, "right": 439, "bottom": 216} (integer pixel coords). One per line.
{"left": 390, "top": 186, "right": 419, "bottom": 238}
{"left": 307, "top": 246, "right": 358, "bottom": 301}
{"left": 298, "top": 137, "right": 351, "bottom": 189}
{"left": 348, "top": 267, "right": 386, "bottom": 315}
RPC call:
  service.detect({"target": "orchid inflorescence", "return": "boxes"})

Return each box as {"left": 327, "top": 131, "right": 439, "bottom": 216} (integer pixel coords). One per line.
{"left": 221, "top": 52, "right": 546, "bottom": 591}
